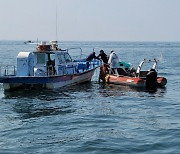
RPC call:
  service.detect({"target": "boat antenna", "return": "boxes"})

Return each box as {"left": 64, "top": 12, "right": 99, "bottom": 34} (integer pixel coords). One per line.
{"left": 56, "top": 5, "right": 58, "bottom": 41}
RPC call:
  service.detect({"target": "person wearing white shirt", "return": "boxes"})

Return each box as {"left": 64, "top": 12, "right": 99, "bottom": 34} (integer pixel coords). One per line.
{"left": 108, "top": 50, "right": 119, "bottom": 74}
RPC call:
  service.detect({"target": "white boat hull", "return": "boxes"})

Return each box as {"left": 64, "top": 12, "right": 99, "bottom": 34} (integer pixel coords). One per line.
{"left": 46, "top": 69, "right": 95, "bottom": 89}
{"left": 2, "top": 69, "right": 95, "bottom": 91}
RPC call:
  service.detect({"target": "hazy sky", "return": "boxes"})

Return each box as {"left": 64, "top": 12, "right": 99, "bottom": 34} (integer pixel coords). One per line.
{"left": 0, "top": 0, "right": 180, "bottom": 41}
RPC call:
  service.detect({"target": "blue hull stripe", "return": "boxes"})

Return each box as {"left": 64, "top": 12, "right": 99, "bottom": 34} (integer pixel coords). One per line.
{"left": 0, "top": 68, "right": 96, "bottom": 84}
{"left": 0, "top": 75, "right": 72, "bottom": 84}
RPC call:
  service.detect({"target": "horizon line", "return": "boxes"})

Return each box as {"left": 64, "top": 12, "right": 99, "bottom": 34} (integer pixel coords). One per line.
{"left": 1, "top": 39, "right": 180, "bottom": 43}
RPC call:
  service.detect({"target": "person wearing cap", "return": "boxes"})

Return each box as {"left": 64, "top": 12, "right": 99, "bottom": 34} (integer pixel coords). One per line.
{"left": 108, "top": 50, "right": 119, "bottom": 74}
{"left": 97, "top": 50, "right": 108, "bottom": 64}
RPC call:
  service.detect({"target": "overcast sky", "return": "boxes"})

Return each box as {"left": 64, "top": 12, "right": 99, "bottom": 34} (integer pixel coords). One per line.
{"left": 0, "top": 0, "right": 180, "bottom": 41}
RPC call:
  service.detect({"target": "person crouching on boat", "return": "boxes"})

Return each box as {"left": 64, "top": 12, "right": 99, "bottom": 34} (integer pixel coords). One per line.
{"left": 97, "top": 50, "right": 108, "bottom": 64}
{"left": 108, "top": 50, "right": 119, "bottom": 75}
{"left": 86, "top": 52, "right": 100, "bottom": 69}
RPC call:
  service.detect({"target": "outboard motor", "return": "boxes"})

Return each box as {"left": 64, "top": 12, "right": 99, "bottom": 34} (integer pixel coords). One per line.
{"left": 146, "top": 69, "right": 157, "bottom": 89}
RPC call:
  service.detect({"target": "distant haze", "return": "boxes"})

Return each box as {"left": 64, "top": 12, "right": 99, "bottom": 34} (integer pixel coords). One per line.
{"left": 0, "top": 0, "right": 180, "bottom": 41}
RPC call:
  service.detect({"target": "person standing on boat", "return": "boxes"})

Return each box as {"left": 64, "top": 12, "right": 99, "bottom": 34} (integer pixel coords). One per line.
{"left": 47, "top": 54, "right": 55, "bottom": 75}
{"left": 97, "top": 50, "right": 108, "bottom": 64}
{"left": 86, "top": 52, "right": 100, "bottom": 69}
{"left": 108, "top": 50, "right": 119, "bottom": 74}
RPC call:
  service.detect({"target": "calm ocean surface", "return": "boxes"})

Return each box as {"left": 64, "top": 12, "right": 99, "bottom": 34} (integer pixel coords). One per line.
{"left": 0, "top": 41, "right": 180, "bottom": 154}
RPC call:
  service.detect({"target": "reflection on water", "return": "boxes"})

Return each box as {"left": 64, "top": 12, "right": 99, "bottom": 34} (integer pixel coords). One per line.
{"left": 12, "top": 103, "right": 75, "bottom": 119}
{"left": 2, "top": 82, "right": 97, "bottom": 120}
{"left": 98, "top": 83, "right": 167, "bottom": 98}
{"left": 3, "top": 81, "right": 167, "bottom": 101}
{"left": 3, "top": 82, "right": 95, "bottom": 99}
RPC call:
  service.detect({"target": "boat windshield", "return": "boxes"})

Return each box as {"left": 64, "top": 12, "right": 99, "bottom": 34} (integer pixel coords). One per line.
{"left": 57, "top": 54, "right": 66, "bottom": 63}
{"left": 37, "top": 53, "right": 46, "bottom": 64}
{"left": 64, "top": 53, "right": 72, "bottom": 62}
{"left": 49, "top": 53, "right": 55, "bottom": 61}
{"left": 36, "top": 53, "right": 55, "bottom": 65}
{"left": 57, "top": 52, "right": 72, "bottom": 64}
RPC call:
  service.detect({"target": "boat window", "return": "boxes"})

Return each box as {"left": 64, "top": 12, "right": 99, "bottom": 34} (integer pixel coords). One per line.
{"left": 37, "top": 53, "right": 46, "bottom": 64}
{"left": 49, "top": 53, "right": 55, "bottom": 61}
{"left": 64, "top": 53, "right": 72, "bottom": 62}
{"left": 57, "top": 54, "right": 66, "bottom": 63}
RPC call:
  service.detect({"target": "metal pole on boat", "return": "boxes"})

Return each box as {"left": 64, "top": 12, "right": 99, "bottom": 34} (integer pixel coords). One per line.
{"left": 14, "top": 66, "right": 16, "bottom": 75}
{"left": 56, "top": 5, "right": 58, "bottom": 41}
{"left": 136, "top": 59, "right": 145, "bottom": 77}
{"left": 7, "top": 66, "right": 9, "bottom": 76}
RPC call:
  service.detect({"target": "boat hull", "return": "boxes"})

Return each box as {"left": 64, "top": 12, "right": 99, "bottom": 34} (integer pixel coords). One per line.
{"left": 105, "top": 75, "right": 167, "bottom": 88}
{"left": 105, "top": 75, "right": 146, "bottom": 87}
{"left": 0, "top": 69, "right": 95, "bottom": 91}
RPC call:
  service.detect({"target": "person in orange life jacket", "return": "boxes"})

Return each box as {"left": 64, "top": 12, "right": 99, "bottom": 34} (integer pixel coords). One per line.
{"left": 97, "top": 50, "right": 108, "bottom": 64}
{"left": 86, "top": 52, "right": 100, "bottom": 69}
{"left": 108, "top": 50, "right": 119, "bottom": 74}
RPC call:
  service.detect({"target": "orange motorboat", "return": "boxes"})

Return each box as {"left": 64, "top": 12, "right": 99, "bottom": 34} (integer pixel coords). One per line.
{"left": 99, "top": 59, "right": 167, "bottom": 89}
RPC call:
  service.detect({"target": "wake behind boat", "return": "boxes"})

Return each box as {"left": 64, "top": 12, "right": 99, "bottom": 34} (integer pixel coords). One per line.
{"left": 0, "top": 41, "right": 100, "bottom": 91}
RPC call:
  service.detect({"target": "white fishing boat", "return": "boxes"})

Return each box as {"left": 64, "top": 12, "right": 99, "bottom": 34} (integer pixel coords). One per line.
{"left": 24, "top": 40, "right": 37, "bottom": 45}
{"left": 0, "top": 41, "right": 100, "bottom": 91}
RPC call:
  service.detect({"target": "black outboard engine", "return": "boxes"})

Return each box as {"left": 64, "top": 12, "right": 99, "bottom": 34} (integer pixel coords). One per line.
{"left": 146, "top": 69, "right": 157, "bottom": 89}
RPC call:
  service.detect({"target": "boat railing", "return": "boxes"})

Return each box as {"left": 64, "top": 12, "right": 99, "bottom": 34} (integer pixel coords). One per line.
{"left": 65, "top": 47, "right": 83, "bottom": 60}
{"left": 72, "top": 54, "right": 86, "bottom": 61}
{"left": 136, "top": 59, "right": 158, "bottom": 77}
{"left": 0, "top": 65, "right": 16, "bottom": 76}
{"left": 56, "top": 64, "right": 77, "bottom": 75}
{"left": 55, "top": 60, "right": 100, "bottom": 76}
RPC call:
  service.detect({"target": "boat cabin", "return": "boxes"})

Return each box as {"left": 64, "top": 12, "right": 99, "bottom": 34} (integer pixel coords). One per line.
{"left": 15, "top": 41, "right": 98, "bottom": 77}
{"left": 33, "top": 50, "right": 76, "bottom": 76}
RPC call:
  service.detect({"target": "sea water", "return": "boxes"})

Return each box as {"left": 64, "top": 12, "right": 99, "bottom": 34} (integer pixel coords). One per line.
{"left": 0, "top": 41, "right": 180, "bottom": 154}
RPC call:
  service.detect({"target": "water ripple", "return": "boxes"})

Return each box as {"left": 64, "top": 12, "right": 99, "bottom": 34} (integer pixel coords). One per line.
{"left": 0, "top": 41, "right": 180, "bottom": 154}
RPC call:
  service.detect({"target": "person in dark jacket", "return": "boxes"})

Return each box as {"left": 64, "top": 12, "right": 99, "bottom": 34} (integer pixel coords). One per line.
{"left": 97, "top": 50, "right": 108, "bottom": 64}
{"left": 86, "top": 52, "right": 99, "bottom": 69}
{"left": 86, "top": 52, "right": 99, "bottom": 61}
